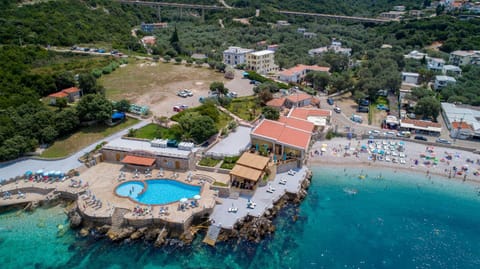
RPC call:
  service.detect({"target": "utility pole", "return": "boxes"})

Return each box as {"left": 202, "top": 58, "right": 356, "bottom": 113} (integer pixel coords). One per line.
{"left": 157, "top": 6, "right": 161, "bottom": 22}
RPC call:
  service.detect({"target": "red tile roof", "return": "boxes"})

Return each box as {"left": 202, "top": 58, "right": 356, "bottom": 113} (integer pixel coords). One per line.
{"left": 401, "top": 118, "right": 441, "bottom": 128}
{"left": 289, "top": 107, "right": 332, "bottom": 120}
{"left": 452, "top": 121, "right": 473, "bottom": 130}
{"left": 278, "top": 116, "right": 314, "bottom": 132}
{"left": 251, "top": 119, "right": 312, "bottom": 150}
{"left": 279, "top": 64, "right": 330, "bottom": 77}
{"left": 277, "top": 127, "right": 312, "bottom": 149}
{"left": 286, "top": 93, "right": 313, "bottom": 103}
{"left": 266, "top": 97, "right": 286, "bottom": 108}
{"left": 121, "top": 155, "right": 156, "bottom": 166}
{"left": 62, "top": 87, "right": 80, "bottom": 94}
{"left": 48, "top": 91, "right": 68, "bottom": 98}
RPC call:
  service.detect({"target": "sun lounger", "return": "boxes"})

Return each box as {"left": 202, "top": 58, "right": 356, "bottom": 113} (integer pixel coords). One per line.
{"left": 266, "top": 186, "right": 275, "bottom": 193}
{"left": 288, "top": 169, "right": 296, "bottom": 176}
{"left": 279, "top": 178, "right": 287, "bottom": 185}
{"left": 228, "top": 207, "right": 238, "bottom": 213}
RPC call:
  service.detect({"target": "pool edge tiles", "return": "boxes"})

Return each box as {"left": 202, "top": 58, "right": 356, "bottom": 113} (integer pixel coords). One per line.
{"left": 115, "top": 179, "right": 201, "bottom": 205}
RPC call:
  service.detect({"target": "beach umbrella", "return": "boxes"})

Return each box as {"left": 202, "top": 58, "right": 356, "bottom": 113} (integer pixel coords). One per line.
{"left": 193, "top": 195, "right": 201, "bottom": 200}
{"left": 273, "top": 155, "right": 277, "bottom": 162}
{"left": 25, "top": 171, "right": 33, "bottom": 176}
{"left": 283, "top": 152, "right": 287, "bottom": 161}
{"left": 55, "top": 171, "right": 62, "bottom": 176}
{"left": 180, "top": 198, "right": 188, "bottom": 204}
{"left": 255, "top": 143, "right": 259, "bottom": 151}
{"left": 36, "top": 169, "right": 43, "bottom": 175}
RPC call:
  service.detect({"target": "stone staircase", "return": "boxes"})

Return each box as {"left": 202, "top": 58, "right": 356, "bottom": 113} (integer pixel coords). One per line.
{"left": 110, "top": 208, "right": 130, "bottom": 231}
{"left": 203, "top": 224, "right": 222, "bottom": 246}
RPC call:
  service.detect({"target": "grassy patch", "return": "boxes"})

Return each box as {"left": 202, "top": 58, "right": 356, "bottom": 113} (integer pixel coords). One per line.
{"left": 40, "top": 118, "right": 139, "bottom": 158}
{"left": 220, "top": 156, "right": 240, "bottom": 170}
{"left": 31, "top": 53, "right": 112, "bottom": 75}
{"left": 213, "top": 181, "right": 229, "bottom": 187}
{"left": 226, "top": 96, "right": 262, "bottom": 121}
{"left": 132, "top": 123, "right": 171, "bottom": 140}
{"left": 198, "top": 157, "right": 221, "bottom": 167}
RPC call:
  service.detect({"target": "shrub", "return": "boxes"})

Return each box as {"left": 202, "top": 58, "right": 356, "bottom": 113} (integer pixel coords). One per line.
{"left": 198, "top": 157, "right": 221, "bottom": 167}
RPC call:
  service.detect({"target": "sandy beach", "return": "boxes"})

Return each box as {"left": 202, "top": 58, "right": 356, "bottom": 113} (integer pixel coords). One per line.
{"left": 309, "top": 138, "right": 480, "bottom": 185}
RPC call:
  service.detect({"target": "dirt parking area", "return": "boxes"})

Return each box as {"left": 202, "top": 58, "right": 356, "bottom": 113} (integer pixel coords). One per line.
{"left": 332, "top": 92, "right": 387, "bottom": 127}
{"left": 99, "top": 60, "right": 254, "bottom": 118}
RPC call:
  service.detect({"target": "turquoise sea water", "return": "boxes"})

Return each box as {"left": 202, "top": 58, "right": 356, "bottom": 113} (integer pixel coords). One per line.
{"left": 116, "top": 179, "right": 201, "bottom": 204}
{"left": 2, "top": 166, "right": 480, "bottom": 268}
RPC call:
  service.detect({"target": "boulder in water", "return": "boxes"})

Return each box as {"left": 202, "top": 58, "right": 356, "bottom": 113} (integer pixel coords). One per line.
{"left": 69, "top": 211, "right": 83, "bottom": 228}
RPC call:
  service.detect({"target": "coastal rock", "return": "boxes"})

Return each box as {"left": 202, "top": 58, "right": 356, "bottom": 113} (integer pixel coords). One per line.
{"left": 107, "top": 227, "right": 135, "bottom": 241}
{"left": 96, "top": 225, "right": 111, "bottom": 234}
{"left": 144, "top": 228, "right": 160, "bottom": 241}
{"left": 154, "top": 228, "right": 168, "bottom": 247}
{"left": 237, "top": 216, "right": 274, "bottom": 243}
{"left": 130, "top": 228, "right": 147, "bottom": 240}
{"left": 69, "top": 211, "right": 83, "bottom": 228}
{"left": 180, "top": 230, "right": 194, "bottom": 244}
{"left": 79, "top": 228, "right": 90, "bottom": 237}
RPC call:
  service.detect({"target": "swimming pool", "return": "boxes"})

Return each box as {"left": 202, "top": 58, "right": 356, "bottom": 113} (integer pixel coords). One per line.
{"left": 115, "top": 179, "right": 201, "bottom": 204}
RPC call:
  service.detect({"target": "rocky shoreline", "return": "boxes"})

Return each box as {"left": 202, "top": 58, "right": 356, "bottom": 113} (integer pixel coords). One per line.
{"left": 64, "top": 170, "right": 313, "bottom": 246}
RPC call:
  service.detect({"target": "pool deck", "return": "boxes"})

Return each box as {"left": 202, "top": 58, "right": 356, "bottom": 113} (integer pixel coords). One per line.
{"left": 0, "top": 162, "right": 229, "bottom": 227}
{"left": 209, "top": 167, "right": 308, "bottom": 229}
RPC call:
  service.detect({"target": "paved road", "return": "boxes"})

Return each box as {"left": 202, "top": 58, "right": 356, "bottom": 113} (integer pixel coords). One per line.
{"left": 0, "top": 120, "right": 149, "bottom": 180}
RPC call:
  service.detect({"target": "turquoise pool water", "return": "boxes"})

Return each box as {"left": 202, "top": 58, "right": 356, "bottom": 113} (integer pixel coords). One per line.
{"left": 115, "top": 179, "right": 201, "bottom": 204}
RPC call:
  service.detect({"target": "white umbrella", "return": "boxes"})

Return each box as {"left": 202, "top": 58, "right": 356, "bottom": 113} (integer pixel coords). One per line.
{"left": 179, "top": 198, "right": 188, "bottom": 203}
{"left": 36, "top": 169, "right": 43, "bottom": 175}
{"left": 193, "top": 195, "right": 201, "bottom": 200}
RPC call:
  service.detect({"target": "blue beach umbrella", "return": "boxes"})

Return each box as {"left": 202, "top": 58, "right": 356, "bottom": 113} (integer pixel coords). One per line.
{"left": 273, "top": 155, "right": 277, "bottom": 162}
{"left": 25, "top": 171, "right": 33, "bottom": 176}
{"left": 283, "top": 152, "right": 287, "bottom": 161}
{"left": 256, "top": 143, "right": 259, "bottom": 151}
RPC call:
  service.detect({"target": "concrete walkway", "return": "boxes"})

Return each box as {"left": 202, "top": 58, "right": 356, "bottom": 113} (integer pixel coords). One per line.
{"left": 0, "top": 120, "right": 150, "bottom": 180}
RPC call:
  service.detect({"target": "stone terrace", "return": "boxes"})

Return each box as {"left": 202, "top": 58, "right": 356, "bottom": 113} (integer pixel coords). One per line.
{"left": 210, "top": 166, "right": 308, "bottom": 229}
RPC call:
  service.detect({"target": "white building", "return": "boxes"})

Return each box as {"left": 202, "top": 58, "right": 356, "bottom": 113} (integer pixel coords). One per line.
{"left": 402, "top": 72, "right": 420, "bottom": 85}
{"left": 278, "top": 64, "right": 330, "bottom": 83}
{"left": 441, "top": 102, "right": 480, "bottom": 140}
{"left": 442, "top": 65, "right": 462, "bottom": 76}
{"left": 449, "top": 50, "right": 480, "bottom": 66}
{"left": 223, "top": 46, "right": 254, "bottom": 66}
{"left": 434, "top": 75, "right": 456, "bottom": 90}
{"left": 246, "top": 50, "right": 278, "bottom": 75}
{"left": 308, "top": 40, "right": 351, "bottom": 57}
{"left": 404, "top": 50, "right": 427, "bottom": 60}
{"left": 427, "top": 57, "right": 445, "bottom": 71}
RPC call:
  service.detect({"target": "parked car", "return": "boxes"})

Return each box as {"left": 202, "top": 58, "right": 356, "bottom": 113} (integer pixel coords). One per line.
{"left": 327, "top": 98, "right": 334, "bottom": 105}
{"left": 357, "top": 106, "right": 369, "bottom": 113}
{"left": 173, "top": 105, "right": 183, "bottom": 112}
{"left": 177, "top": 90, "right": 188, "bottom": 98}
{"left": 385, "top": 131, "right": 396, "bottom": 137}
{"left": 351, "top": 114, "right": 363, "bottom": 123}
{"left": 227, "top": 92, "right": 238, "bottom": 98}
{"left": 334, "top": 107, "right": 341, "bottom": 113}
{"left": 359, "top": 99, "right": 370, "bottom": 106}
{"left": 436, "top": 138, "right": 452, "bottom": 144}
{"left": 182, "top": 89, "right": 193, "bottom": 97}
{"left": 376, "top": 104, "right": 389, "bottom": 111}
{"left": 414, "top": 135, "right": 428, "bottom": 141}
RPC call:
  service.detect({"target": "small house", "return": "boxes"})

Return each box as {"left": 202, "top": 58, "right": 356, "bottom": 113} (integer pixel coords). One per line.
{"left": 401, "top": 72, "right": 420, "bottom": 85}
{"left": 434, "top": 75, "right": 456, "bottom": 90}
